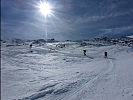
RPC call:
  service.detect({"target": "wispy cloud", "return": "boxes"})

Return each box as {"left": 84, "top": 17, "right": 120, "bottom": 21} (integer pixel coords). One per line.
{"left": 102, "top": 25, "right": 133, "bottom": 34}
{"left": 75, "top": 9, "right": 133, "bottom": 24}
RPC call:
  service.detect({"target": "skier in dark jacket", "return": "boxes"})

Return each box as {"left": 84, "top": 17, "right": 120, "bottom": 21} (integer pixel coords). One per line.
{"left": 83, "top": 50, "right": 87, "bottom": 56}
{"left": 30, "top": 44, "right": 32, "bottom": 48}
{"left": 104, "top": 51, "right": 107, "bottom": 58}
{"left": 29, "top": 44, "right": 33, "bottom": 52}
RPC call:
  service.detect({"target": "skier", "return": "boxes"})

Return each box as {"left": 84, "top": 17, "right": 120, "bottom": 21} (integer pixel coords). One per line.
{"left": 30, "top": 44, "right": 32, "bottom": 49}
{"left": 104, "top": 51, "right": 107, "bottom": 58}
{"left": 29, "top": 44, "right": 33, "bottom": 52}
{"left": 83, "top": 50, "right": 87, "bottom": 56}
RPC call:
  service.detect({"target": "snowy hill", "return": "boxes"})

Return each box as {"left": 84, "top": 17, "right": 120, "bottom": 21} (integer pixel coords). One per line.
{"left": 1, "top": 41, "right": 133, "bottom": 100}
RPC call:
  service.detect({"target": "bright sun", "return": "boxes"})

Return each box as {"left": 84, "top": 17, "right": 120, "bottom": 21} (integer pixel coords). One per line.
{"left": 39, "top": 2, "right": 52, "bottom": 17}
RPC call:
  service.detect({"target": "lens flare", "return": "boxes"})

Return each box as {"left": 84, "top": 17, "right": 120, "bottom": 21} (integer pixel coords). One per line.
{"left": 39, "top": 2, "right": 52, "bottom": 17}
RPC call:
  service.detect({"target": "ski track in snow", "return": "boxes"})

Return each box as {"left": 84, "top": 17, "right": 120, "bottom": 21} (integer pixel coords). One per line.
{"left": 60, "top": 58, "right": 115, "bottom": 100}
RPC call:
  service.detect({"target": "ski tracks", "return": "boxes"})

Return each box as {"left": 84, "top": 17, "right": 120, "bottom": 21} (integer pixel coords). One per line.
{"left": 20, "top": 58, "right": 116, "bottom": 100}
{"left": 60, "top": 58, "right": 116, "bottom": 100}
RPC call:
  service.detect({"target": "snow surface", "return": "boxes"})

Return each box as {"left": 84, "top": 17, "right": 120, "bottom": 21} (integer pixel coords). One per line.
{"left": 1, "top": 42, "right": 133, "bottom": 100}
{"left": 127, "top": 35, "right": 133, "bottom": 38}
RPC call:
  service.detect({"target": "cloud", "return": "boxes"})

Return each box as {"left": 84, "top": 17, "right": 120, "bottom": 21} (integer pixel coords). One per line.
{"left": 97, "top": 25, "right": 133, "bottom": 38}
{"left": 74, "top": 9, "right": 133, "bottom": 24}
{"left": 102, "top": 25, "right": 133, "bottom": 33}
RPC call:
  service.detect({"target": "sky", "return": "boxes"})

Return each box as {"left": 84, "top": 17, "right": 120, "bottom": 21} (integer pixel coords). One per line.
{"left": 1, "top": 0, "right": 133, "bottom": 40}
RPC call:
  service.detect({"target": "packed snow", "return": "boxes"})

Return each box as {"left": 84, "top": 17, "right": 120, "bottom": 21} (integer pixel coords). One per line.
{"left": 1, "top": 41, "right": 133, "bottom": 100}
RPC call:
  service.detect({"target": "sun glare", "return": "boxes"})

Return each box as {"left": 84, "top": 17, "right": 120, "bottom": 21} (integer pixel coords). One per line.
{"left": 39, "top": 2, "right": 52, "bottom": 17}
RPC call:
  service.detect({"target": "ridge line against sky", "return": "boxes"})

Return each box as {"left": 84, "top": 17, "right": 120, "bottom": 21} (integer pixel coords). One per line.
{"left": 1, "top": 0, "right": 133, "bottom": 40}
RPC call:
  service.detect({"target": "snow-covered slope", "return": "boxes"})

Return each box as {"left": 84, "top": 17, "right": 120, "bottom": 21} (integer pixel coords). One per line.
{"left": 1, "top": 43, "right": 133, "bottom": 100}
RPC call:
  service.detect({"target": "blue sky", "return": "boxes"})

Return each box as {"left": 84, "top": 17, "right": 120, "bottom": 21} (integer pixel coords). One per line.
{"left": 1, "top": 0, "right": 133, "bottom": 40}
